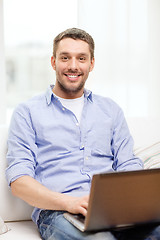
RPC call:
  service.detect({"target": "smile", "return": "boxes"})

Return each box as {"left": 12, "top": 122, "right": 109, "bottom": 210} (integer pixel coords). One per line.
{"left": 64, "top": 73, "right": 82, "bottom": 80}
{"left": 67, "top": 75, "right": 79, "bottom": 78}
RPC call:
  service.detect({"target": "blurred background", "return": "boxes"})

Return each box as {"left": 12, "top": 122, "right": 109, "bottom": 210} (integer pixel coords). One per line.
{"left": 0, "top": 0, "right": 160, "bottom": 124}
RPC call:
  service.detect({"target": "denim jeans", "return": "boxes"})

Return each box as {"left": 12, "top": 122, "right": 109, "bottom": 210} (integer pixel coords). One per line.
{"left": 37, "top": 210, "right": 160, "bottom": 240}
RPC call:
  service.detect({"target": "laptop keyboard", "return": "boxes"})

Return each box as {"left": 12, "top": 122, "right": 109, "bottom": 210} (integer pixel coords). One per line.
{"left": 74, "top": 214, "right": 85, "bottom": 224}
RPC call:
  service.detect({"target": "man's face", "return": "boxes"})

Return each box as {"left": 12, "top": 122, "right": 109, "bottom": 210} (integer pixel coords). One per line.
{"left": 51, "top": 38, "right": 94, "bottom": 98}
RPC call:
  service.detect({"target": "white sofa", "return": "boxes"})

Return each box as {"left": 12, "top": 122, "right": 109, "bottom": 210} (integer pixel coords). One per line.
{"left": 1, "top": 117, "right": 160, "bottom": 238}
{"left": 0, "top": 125, "right": 41, "bottom": 239}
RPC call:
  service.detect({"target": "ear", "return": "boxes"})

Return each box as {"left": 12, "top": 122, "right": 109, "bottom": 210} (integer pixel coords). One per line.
{"left": 51, "top": 56, "right": 56, "bottom": 70}
{"left": 89, "top": 57, "right": 95, "bottom": 72}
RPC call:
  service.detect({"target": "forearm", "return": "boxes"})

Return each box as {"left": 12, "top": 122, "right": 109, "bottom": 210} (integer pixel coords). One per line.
{"left": 11, "top": 176, "right": 70, "bottom": 210}
{"left": 11, "top": 175, "right": 88, "bottom": 216}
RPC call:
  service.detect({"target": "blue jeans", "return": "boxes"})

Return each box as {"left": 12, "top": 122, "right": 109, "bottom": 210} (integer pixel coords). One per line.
{"left": 37, "top": 210, "right": 160, "bottom": 240}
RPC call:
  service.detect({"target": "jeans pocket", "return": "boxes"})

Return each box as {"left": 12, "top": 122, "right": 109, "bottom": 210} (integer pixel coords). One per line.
{"left": 38, "top": 210, "right": 68, "bottom": 240}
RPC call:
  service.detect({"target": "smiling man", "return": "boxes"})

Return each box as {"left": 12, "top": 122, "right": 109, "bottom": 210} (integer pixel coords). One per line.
{"left": 51, "top": 33, "right": 94, "bottom": 99}
{"left": 6, "top": 28, "right": 160, "bottom": 240}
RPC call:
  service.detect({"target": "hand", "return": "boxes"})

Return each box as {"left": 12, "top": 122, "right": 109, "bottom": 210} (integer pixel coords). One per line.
{"left": 65, "top": 195, "right": 89, "bottom": 217}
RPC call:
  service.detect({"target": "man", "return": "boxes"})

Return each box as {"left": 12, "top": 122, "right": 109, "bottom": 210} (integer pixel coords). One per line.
{"left": 6, "top": 28, "right": 159, "bottom": 239}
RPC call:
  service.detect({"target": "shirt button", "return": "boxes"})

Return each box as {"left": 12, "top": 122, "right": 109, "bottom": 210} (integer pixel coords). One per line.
{"left": 80, "top": 145, "right": 84, "bottom": 150}
{"left": 76, "top": 122, "right": 79, "bottom": 126}
{"left": 85, "top": 156, "right": 88, "bottom": 160}
{"left": 62, "top": 108, "right": 65, "bottom": 111}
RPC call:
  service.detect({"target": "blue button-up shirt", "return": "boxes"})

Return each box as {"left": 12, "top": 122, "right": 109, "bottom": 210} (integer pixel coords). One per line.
{"left": 6, "top": 85, "right": 143, "bottom": 223}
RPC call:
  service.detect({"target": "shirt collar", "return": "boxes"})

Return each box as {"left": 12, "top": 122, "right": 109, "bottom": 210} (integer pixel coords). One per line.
{"left": 45, "top": 85, "right": 93, "bottom": 105}
{"left": 84, "top": 88, "right": 93, "bottom": 102}
{"left": 45, "top": 85, "right": 54, "bottom": 105}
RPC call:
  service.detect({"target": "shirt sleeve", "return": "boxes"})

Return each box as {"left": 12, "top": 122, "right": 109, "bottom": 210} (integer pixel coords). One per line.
{"left": 6, "top": 103, "right": 37, "bottom": 185}
{"left": 111, "top": 108, "right": 144, "bottom": 171}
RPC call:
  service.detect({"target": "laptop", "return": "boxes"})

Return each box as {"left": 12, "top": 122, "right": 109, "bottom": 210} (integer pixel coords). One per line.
{"left": 63, "top": 168, "right": 160, "bottom": 232}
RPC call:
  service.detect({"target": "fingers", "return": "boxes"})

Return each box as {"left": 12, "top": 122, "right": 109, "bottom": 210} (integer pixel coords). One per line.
{"left": 81, "top": 198, "right": 88, "bottom": 210}
{"left": 79, "top": 206, "right": 87, "bottom": 216}
{"left": 66, "top": 194, "right": 89, "bottom": 216}
{"left": 78, "top": 195, "right": 89, "bottom": 216}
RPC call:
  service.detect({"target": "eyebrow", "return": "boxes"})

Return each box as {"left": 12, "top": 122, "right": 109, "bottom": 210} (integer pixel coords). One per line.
{"left": 59, "top": 52, "right": 88, "bottom": 57}
{"left": 59, "top": 52, "right": 69, "bottom": 55}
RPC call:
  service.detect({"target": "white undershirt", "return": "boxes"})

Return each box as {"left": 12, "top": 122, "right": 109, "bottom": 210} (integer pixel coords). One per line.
{"left": 56, "top": 94, "right": 84, "bottom": 123}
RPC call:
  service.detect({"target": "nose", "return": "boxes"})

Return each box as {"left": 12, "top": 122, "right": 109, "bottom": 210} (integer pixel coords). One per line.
{"left": 68, "top": 58, "right": 78, "bottom": 71}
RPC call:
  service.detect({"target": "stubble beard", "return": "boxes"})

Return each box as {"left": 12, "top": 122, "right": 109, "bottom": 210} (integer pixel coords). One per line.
{"left": 57, "top": 77, "right": 86, "bottom": 96}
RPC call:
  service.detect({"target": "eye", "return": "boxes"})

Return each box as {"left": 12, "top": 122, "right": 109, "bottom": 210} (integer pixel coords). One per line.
{"left": 61, "top": 56, "right": 68, "bottom": 61}
{"left": 79, "top": 57, "right": 86, "bottom": 62}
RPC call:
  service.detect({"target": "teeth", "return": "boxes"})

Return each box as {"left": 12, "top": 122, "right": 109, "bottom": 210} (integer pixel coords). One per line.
{"left": 67, "top": 75, "right": 78, "bottom": 78}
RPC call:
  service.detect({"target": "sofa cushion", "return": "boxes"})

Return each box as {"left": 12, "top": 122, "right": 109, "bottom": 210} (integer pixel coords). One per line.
{"left": 127, "top": 117, "right": 160, "bottom": 149}
{"left": 135, "top": 142, "right": 160, "bottom": 169}
{"left": 0, "top": 125, "right": 34, "bottom": 221}
{"left": 2, "top": 221, "right": 41, "bottom": 239}
{"left": 0, "top": 216, "right": 9, "bottom": 235}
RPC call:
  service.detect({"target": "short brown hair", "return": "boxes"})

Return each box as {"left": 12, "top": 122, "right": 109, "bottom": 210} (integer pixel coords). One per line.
{"left": 53, "top": 28, "right": 95, "bottom": 59}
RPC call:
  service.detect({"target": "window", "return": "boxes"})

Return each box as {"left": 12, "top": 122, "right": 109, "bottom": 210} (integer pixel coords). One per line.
{"left": 3, "top": 0, "right": 78, "bottom": 122}
{"left": 78, "top": 0, "right": 160, "bottom": 118}
{"left": 1, "top": 0, "right": 160, "bottom": 126}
